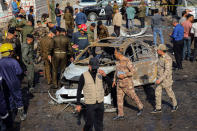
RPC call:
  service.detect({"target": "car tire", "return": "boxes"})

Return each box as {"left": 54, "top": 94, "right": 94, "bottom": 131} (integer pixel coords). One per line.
{"left": 88, "top": 12, "right": 97, "bottom": 21}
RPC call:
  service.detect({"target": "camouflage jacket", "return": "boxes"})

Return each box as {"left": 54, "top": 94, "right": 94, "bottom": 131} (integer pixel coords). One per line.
{"left": 157, "top": 53, "right": 173, "bottom": 86}
{"left": 32, "top": 27, "right": 49, "bottom": 42}
{"left": 97, "top": 26, "right": 109, "bottom": 39}
{"left": 114, "top": 56, "right": 134, "bottom": 88}
{"left": 138, "top": 5, "right": 146, "bottom": 18}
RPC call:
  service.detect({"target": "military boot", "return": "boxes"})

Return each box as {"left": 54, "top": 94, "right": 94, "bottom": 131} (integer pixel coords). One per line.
{"left": 18, "top": 107, "right": 26, "bottom": 121}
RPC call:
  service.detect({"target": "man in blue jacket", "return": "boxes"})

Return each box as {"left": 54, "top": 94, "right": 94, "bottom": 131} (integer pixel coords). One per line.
{"left": 75, "top": 8, "right": 87, "bottom": 26}
{"left": 0, "top": 75, "right": 8, "bottom": 131}
{"left": 171, "top": 19, "right": 184, "bottom": 70}
{"left": 12, "top": 0, "right": 19, "bottom": 16}
{"left": 0, "top": 43, "right": 26, "bottom": 122}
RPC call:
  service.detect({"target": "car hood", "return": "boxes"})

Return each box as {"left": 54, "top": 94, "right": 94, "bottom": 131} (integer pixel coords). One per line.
{"left": 83, "top": 5, "right": 97, "bottom": 10}
{"left": 63, "top": 63, "right": 115, "bottom": 80}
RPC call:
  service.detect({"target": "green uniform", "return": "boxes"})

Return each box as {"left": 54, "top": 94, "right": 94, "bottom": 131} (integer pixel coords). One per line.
{"left": 49, "top": 34, "right": 73, "bottom": 86}
{"left": 87, "top": 26, "right": 95, "bottom": 43}
{"left": 22, "top": 43, "right": 34, "bottom": 88}
{"left": 22, "top": 25, "right": 34, "bottom": 44}
{"left": 40, "top": 36, "right": 54, "bottom": 84}
{"left": 63, "top": 12, "right": 74, "bottom": 30}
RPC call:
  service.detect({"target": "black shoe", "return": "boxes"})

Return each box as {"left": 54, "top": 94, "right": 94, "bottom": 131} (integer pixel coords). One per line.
{"left": 113, "top": 116, "right": 125, "bottom": 121}
{"left": 137, "top": 109, "right": 143, "bottom": 116}
{"left": 151, "top": 109, "right": 162, "bottom": 114}
{"left": 50, "top": 85, "right": 58, "bottom": 89}
{"left": 171, "top": 105, "right": 178, "bottom": 112}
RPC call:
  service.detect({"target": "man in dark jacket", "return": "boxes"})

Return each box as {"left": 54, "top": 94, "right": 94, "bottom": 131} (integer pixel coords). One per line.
{"left": 151, "top": 9, "right": 165, "bottom": 46}
{"left": 28, "top": 9, "right": 35, "bottom": 27}
{"left": 76, "top": 57, "right": 111, "bottom": 131}
{"left": 55, "top": 3, "right": 61, "bottom": 27}
{"left": 0, "top": 43, "right": 26, "bottom": 122}
{"left": 105, "top": 1, "right": 113, "bottom": 26}
{"left": 49, "top": 29, "right": 74, "bottom": 89}
{"left": 71, "top": 24, "right": 89, "bottom": 54}
{"left": 64, "top": 2, "right": 73, "bottom": 15}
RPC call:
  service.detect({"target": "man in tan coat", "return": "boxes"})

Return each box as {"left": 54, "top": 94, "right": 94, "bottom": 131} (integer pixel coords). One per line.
{"left": 113, "top": 9, "right": 122, "bottom": 37}
{"left": 151, "top": 44, "right": 178, "bottom": 113}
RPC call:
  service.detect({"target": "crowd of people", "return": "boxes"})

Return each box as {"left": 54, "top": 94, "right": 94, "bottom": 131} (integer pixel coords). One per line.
{"left": 0, "top": 0, "right": 196, "bottom": 130}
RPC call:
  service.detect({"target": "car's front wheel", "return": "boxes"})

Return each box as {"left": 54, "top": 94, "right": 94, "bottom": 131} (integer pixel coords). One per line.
{"left": 88, "top": 12, "right": 98, "bottom": 21}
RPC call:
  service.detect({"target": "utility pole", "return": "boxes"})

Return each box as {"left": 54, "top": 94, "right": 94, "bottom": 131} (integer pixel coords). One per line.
{"left": 47, "top": 0, "right": 51, "bottom": 20}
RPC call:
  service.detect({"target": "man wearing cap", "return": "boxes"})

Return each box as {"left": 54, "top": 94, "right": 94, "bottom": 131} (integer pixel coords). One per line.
{"left": 40, "top": 30, "right": 56, "bottom": 85}
{"left": 112, "top": 49, "right": 143, "bottom": 120}
{"left": 0, "top": 43, "right": 26, "bottom": 122}
{"left": 76, "top": 57, "right": 111, "bottom": 131}
{"left": 71, "top": 24, "right": 89, "bottom": 54}
{"left": 49, "top": 28, "right": 74, "bottom": 89}
{"left": 22, "top": 34, "right": 35, "bottom": 91}
{"left": 151, "top": 44, "right": 178, "bottom": 113}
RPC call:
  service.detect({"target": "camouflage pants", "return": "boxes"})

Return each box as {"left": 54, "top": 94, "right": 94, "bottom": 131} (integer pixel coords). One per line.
{"left": 117, "top": 84, "right": 143, "bottom": 116}
{"left": 43, "top": 58, "right": 52, "bottom": 85}
{"left": 155, "top": 85, "right": 177, "bottom": 109}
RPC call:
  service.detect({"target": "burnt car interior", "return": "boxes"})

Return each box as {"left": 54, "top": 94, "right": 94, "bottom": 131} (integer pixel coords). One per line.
{"left": 78, "top": 46, "right": 116, "bottom": 66}
{"left": 126, "top": 42, "right": 153, "bottom": 62}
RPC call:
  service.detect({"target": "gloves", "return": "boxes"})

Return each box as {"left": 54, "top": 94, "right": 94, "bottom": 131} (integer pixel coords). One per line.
{"left": 18, "top": 107, "right": 26, "bottom": 121}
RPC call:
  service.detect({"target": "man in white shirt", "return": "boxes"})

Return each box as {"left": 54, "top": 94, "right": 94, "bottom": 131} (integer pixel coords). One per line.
{"left": 191, "top": 22, "right": 197, "bottom": 62}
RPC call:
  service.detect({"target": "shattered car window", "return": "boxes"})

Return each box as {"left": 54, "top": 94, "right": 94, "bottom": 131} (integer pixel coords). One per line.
{"left": 92, "top": 47, "right": 116, "bottom": 66}
{"left": 133, "top": 42, "right": 152, "bottom": 61}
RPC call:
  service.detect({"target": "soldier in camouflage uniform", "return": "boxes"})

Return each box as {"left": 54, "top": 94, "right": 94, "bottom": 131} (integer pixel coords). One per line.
{"left": 113, "top": 49, "right": 143, "bottom": 120}
{"left": 32, "top": 21, "right": 49, "bottom": 63}
{"left": 97, "top": 21, "right": 109, "bottom": 40}
{"left": 21, "top": 34, "right": 35, "bottom": 91}
{"left": 49, "top": 28, "right": 74, "bottom": 89}
{"left": 151, "top": 44, "right": 178, "bottom": 113}
{"left": 40, "top": 30, "right": 56, "bottom": 85}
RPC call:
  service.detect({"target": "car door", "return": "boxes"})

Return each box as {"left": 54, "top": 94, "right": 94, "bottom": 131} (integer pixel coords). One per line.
{"left": 125, "top": 41, "right": 158, "bottom": 87}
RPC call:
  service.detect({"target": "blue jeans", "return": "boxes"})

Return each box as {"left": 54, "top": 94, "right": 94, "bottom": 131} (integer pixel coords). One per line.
{"left": 153, "top": 28, "right": 164, "bottom": 45}
{"left": 56, "top": 17, "right": 61, "bottom": 27}
{"left": 183, "top": 37, "right": 191, "bottom": 60}
{"left": 127, "top": 19, "right": 134, "bottom": 29}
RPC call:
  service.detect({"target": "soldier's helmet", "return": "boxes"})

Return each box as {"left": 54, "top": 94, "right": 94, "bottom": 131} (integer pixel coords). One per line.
{"left": 0, "top": 43, "right": 14, "bottom": 57}
{"left": 157, "top": 44, "right": 167, "bottom": 51}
